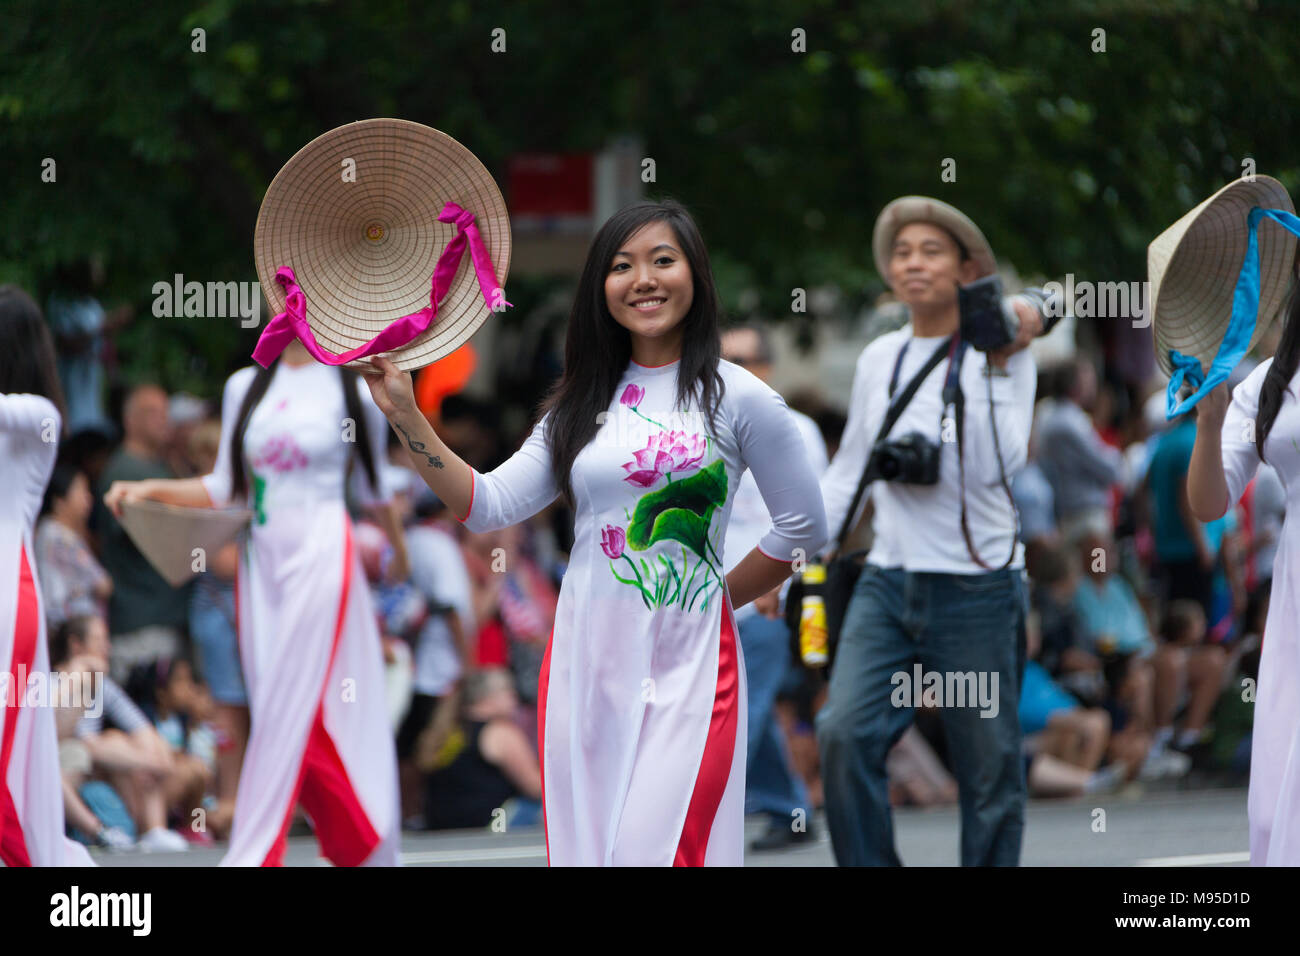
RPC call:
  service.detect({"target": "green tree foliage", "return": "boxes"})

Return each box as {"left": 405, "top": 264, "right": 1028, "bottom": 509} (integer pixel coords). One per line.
{"left": 2, "top": 0, "right": 1295, "bottom": 393}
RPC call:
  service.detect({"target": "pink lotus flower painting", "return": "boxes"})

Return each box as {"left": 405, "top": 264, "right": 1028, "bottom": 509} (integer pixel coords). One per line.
{"left": 251, "top": 434, "right": 309, "bottom": 474}
{"left": 600, "top": 524, "right": 626, "bottom": 559}
{"left": 621, "top": 430, "right": 707, "bottom": 487}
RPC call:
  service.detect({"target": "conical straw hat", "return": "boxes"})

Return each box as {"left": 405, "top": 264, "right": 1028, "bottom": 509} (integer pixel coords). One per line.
{"left": 118, "top": 501, "right": 252, "bottom": 588}
{"left": 1149, "top": 175, "right": 1296, "bottom": 377}
{"left": 254, "top": 118, "right": 511, "bottom": 372}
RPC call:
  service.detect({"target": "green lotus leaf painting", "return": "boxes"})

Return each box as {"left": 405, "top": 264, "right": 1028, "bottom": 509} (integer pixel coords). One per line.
{"left": 602, "top": 418, "right": 729, "bottom": 614}
{"left": 626, "top": 459, "right": 727, "bottom": 556}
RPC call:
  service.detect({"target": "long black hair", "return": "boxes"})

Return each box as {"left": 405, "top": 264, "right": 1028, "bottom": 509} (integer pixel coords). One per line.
{"left": 228, "top": 360, "right": 377, "bottom": 501}
{"left": 0, "top": 285, "right": 67, "bottom": 424}
{"left": 540, "top": 200, "right": 726, "bottom": 509}
{"left": 1256, "top": 282, "right": 1300, "bottom": 462}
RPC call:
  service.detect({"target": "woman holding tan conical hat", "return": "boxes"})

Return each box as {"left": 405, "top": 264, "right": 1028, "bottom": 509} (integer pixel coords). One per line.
{"left": 0, "top": 286, "right": 94, "bottom": 865}
{"left": 102, "top": 117, "right": 519, "bottom": 866}
{"left": 1154, "top": 174, "right": 1300, "bottom": 865}
{"left": 364, "top": 199, "right": 828, "bottom": 866}
{"left": 105, "top": 338, "right": 407, "bottom": 866}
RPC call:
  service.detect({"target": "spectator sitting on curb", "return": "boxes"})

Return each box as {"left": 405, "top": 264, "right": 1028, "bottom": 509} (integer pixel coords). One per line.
{"left": 49, "top": 622, "right": 134, "bottom": 851}
{"left": 885, "top": 725, "right": 959, "bottom": 808}
{"left": 422, "top": 668, "right": 542, "bottom": 831}
{"left": 1019, "top": 599, "right": 1128, "bottom": 797}
{"left": 1067, "top": 526, "right": 1190, "bottom": 781}
{"left": 49, "top": 614, "right": 191, "bottom": 852}
{"left": 1157, "top": 600, "right": 1228, "bottom": 755}
{"left": 125, "top": 658, "right": 220, "bottom": 845}
{"left": 1031, "top": 544, "right": 1153, "bottom": 781}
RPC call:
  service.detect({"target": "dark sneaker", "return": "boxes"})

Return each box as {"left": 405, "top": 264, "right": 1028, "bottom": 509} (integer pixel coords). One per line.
{"left": 750, "top": 818, "right": 816, "bottom": 852}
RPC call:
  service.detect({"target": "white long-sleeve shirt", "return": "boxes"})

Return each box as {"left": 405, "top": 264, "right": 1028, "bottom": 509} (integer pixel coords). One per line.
{"left": 820, "top": 327, "right": 1036, "bottom": 572}
{"left": 724, "top": 408, "right": 828, "bottom": 621}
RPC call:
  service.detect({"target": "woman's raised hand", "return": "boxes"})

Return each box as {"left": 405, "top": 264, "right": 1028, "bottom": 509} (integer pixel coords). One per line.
{"left": 103, "top": 480, "right": 152, "bottom": 519}
{"left": 362, "top": 355, "right": 419, "bottom": 420}
{"left": 1195, "top": 382, "right": 1230, "bottom": 427}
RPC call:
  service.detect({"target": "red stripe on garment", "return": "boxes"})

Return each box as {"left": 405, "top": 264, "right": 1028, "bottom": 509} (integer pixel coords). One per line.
{"left": 536, "top": 628, "right": 554, "bottom": 867}
{"left": 296, "top": 707, "right": 381, "bottom": 867}
{"left": 261, "top": 520, "right": 379, "bottom": 866}
{"left": 233, "top": 557, "right": 248, "bottom": 690}
{"left": 0, "top": 547, "right": 39, "bottom": 867}
{"left": 673, "top": 603, "right": 739, "bottom": 867}
{"left": 454, "top": 470, "right": 476, "bottom": 524}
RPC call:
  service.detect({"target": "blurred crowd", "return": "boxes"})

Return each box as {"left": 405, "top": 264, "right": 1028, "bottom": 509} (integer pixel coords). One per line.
{"left": 35, "top": 280, "right": 1266, "bottom": 854}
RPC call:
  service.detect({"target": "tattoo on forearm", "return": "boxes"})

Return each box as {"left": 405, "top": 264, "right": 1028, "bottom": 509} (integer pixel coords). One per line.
{"left": 396, "top": 422, "right": 444, "bottom": 469}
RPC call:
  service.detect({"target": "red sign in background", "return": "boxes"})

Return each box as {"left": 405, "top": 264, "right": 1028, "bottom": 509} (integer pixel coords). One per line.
{"left": 508, "top": 153, "right": 593, "bottom": 217}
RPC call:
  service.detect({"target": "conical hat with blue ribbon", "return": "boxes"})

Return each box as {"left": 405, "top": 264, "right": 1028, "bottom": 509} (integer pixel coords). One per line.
{"left": 253, "top": 119, "right": 511, "bottom": 372}
{"left": 1149, "top": 175, "right": 1296, "bottom": 378}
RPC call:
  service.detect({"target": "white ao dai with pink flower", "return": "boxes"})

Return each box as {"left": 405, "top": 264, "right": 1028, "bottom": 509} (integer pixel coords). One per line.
{"left": 457, "top": 357, "right": 827, "bottom": 865}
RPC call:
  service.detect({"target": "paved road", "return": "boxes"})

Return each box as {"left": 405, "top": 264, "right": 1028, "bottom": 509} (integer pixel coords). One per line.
{"left": 97, "top": 784, "right": 1249, "bottom": 867}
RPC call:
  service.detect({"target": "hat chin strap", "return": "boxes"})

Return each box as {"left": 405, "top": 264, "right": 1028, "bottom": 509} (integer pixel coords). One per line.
{"left": 1166, "top": 206, "right": 1300, "bottom": 419}
{"left": 251, "top": 201, "right": 510, "bottom": 368}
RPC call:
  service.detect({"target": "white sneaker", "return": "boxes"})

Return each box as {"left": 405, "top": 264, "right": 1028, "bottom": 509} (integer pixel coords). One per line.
{"left": 1084, "top": 763, "right": 1128, "bottom": 794}
{"left": 1138, "top": 748, "right": 1191, "bottom": 781}
{"left": 96, "top": 826, "right": 137, "bottom": 852}
{"left": 138, "top": 827, "right": 190, "bottom": 853}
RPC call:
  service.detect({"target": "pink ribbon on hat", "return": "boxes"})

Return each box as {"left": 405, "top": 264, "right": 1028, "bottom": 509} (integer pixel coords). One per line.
{"left": 252, "top": 201, "right": 510, "bottom": 368}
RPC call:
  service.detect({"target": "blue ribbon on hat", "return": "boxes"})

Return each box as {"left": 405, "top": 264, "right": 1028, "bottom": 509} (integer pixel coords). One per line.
{"left": 1167, "top": 206, "right": 1300, "bottom": 419}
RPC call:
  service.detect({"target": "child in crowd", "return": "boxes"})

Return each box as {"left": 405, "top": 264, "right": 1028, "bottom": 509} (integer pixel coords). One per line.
{"left": 126, "top": 657, "right": 220, "bottom": 843}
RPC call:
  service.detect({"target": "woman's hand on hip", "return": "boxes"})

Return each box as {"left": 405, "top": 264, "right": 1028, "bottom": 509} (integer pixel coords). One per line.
{"left": 754, "top": 585, "right": 783, "bottom": 619}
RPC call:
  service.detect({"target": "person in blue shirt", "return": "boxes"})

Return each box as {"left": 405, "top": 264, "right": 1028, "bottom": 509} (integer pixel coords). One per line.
{"left": 1146, "top": 415, "right": 1221, "bottom": 621}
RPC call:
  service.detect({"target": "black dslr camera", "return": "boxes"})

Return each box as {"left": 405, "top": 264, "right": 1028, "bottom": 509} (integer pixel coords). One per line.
{"left": 958, "top": 274, "right": 1020, "bottom": 352}
{"left": 865, "top": 431, "right": 941, "bottom": 485}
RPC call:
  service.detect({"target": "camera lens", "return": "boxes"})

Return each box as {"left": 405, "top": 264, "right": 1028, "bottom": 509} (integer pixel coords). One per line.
{"left": 878, "top": 453, "right": 899, "bottom": 479}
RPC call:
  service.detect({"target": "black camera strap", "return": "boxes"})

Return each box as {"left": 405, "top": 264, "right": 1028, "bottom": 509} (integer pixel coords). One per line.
{"left": 951, "top": 348, "right": 1020, "bottom": 571}
{"left": 830, "top": 335, "right": 955, "bottom": 554}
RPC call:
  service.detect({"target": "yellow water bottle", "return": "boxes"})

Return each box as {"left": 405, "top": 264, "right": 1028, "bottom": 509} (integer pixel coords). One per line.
{"left": 799, "top": 563, "right": 829, "bottom": 667}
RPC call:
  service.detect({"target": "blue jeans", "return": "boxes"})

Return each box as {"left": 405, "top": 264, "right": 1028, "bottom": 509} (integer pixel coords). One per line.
{"left": 816, "top": 565, "right": 1027, "bottom": 866}
{"left": 190, "top": 591, "right": 247, "bottom": 706}
{"left": 738, "top": 613, "right": 810, "bottom": 823}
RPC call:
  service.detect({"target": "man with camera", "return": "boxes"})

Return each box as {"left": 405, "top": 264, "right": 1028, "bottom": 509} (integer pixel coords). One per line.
{"left": 815, "top": 196, "right": 1058, "bottom": 866}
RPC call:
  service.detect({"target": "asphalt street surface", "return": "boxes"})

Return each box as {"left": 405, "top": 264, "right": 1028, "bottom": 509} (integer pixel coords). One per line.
{"left": 97, "top": 785, "right": 1249, "bottom": 867}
